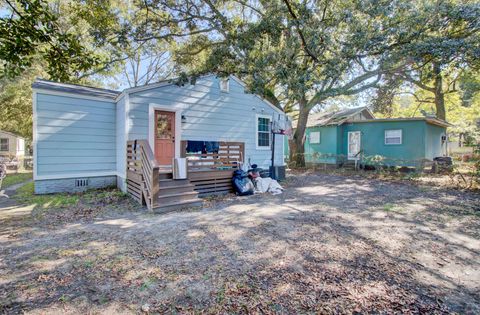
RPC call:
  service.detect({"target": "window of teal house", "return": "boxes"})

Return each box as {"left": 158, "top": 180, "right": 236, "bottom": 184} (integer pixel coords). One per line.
{"left": 256, "top": 115, "right": 271, "bottom": 149}
{"left": 385, "top": 129, "right": 402, "bottom": 145}
{"left": 310, "top": 131, "right": 320, "bottom": 144}
{"left": 0, "top": 138, "right": 8, "bottom": 151}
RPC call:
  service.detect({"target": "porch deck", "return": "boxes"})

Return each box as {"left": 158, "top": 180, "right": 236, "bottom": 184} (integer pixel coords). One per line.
{"left": 126, "top": 140, "right": 244, "bottom": 212}
{"left": 181, "top": 141, "right": 244, "bottom": 196}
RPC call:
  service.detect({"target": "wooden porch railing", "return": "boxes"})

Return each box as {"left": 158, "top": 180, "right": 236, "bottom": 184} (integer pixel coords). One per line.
{"left": 180, "top": 141, "right": 245, "bottom": 171}
{"left": 126, "top": 140, "right": 159, "bottom": 210}
{"left": 180, "top": 141, "right": 245, "bottom": 195}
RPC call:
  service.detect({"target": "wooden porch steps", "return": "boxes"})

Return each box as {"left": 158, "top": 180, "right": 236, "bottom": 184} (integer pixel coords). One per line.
{"left": 127, "top": 139, "right": 244, "bottom": 213}
{"left": 153, "top": 175, "right": 203, "bottom": 213}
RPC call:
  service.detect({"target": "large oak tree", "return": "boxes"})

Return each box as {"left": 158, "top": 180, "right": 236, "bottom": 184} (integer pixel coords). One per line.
{"left": 138, "top": 0, "right": 479, "bottom": 166}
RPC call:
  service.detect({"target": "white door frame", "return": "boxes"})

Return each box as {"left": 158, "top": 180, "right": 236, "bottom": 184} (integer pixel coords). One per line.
{"left": 347, "top": 131, "right": 361, "bottom": 160}
{"left": 148, "top": 103, "right": 183, "bottom": 163}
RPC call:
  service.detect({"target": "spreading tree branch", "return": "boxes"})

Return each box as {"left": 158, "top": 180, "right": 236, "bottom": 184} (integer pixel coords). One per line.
{"left": 282, "top": 0, "right": 319, "bottom": 63}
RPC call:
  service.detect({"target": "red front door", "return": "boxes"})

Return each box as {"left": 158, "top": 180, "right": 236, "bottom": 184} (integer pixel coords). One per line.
{"left": 154, "top": 110, "right": 175, "bottom": 165}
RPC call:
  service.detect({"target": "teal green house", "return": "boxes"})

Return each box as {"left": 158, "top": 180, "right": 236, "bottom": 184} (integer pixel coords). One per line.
{"left": 289, "top": 107, "right": 450, "bottom": 168}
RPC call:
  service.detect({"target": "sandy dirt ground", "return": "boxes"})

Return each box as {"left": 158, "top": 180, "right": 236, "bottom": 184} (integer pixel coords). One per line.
{"left": 0, "top": 173, "right": 479, "bottom": 314}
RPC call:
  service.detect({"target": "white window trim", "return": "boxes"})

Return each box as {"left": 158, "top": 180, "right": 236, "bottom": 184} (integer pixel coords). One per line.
{"left": 219, "top": 78, "right": 229, "bottom": 92}
{"left": 384, "top": 129, "right": 402, "bottom": 145}
{"left": 256, "top": 114, "right": 272, "bottom": 150}
{"left": 0, "top": 138, "right": 9, "bottom": 151}
{"left": 309, "top": 131, "right": 320, "bottom": 144}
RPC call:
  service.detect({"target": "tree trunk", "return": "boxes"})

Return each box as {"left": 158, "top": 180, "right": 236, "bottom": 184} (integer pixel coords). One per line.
{"left": 289, "top": 99, "right": 310, "bottom": 167}
{"left": 433, "top": 63, "right": 446, "bottom": 120}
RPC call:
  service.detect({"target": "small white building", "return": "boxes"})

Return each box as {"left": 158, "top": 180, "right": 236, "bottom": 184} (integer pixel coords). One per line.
{"left": 0, "top": 130, "right": 26, "bottom": 159}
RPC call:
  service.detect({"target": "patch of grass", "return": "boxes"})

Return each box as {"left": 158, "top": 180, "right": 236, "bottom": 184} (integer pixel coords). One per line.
{"left": 216, "top": 287, "right": 225, "bottom": 303}
{"left": 383, "top": 203, "right": 395, "bottom": 212}
{"left": 14, "top": 182, "right": 80, "bottom": 208}
{"left": 13, "top": 183, "right": 128, "bottom": 209}
{"left": 402, "top": 173, "right": 421, "bottom": 180}
{"left": 82, "top": 188, "right": 128, "bottom": 204}
{"left": 2, "top": 172, "right": 32, "bottom": 189}
{"left": 58, "top": 294, "right": 70, "bottom": 303}
{"left": 140, "top": 277, "right": 157, "bottom": 291}
{"left": 83, "top": 260, "right": 94, "bottom": 268}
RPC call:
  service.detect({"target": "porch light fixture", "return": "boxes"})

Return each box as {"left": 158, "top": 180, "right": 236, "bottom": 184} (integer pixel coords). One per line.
{"left": 181, "top": 115, "right": 187, "bottom": 123}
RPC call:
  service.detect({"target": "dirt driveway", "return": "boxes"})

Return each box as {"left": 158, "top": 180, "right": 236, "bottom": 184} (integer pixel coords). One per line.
{"left": 1, "top": 174, "right": 479, "bottom": 314}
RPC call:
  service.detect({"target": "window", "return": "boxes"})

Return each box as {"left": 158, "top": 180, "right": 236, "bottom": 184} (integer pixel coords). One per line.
{"left": 257, "top": 115, "right": 271, "bottom": 148}
{"left": 219, "top": 78, "right": 229, "bottom": 92}
{"left": 385, "top": 129, "right": 402, "bottom": 145}
{"left": 0, "top": 138, "right": 8, "bottom": 151}
{"left": 309, "top": 131, "right": 320, "bottom": 144}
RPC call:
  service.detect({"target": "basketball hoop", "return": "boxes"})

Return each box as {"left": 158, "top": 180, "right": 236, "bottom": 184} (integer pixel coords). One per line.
{"left": 272, "top": 116, "right": 293, "bottom": 139}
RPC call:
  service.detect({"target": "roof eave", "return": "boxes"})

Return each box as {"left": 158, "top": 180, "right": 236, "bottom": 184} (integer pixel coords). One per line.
{"left": 425, "top": 118, "right": 453, "bottom": 128}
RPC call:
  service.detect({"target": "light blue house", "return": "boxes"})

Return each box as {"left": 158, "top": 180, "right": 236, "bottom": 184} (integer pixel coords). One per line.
{"left": 290, "top": 107, "right": 450, "bottom": 168}
{"left": 32, "top": 75, "right": 286, "bottom": 200}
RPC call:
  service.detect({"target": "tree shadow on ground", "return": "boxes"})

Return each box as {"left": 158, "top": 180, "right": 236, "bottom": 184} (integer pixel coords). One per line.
{"left": 0, "top": 173, "right": 479, "bottom": 313}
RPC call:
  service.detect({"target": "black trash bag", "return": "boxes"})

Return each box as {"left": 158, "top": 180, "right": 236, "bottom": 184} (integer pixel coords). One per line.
{"left": 232, "top": 170, "right": 254, "bottom": 196}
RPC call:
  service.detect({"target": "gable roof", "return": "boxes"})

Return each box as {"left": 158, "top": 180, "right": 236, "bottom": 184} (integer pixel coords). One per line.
{"left": 302, "top": 106, "right": 375, "bottom": 128}
{"left": 32, "top": 75, "right": 285, "bottom": 114}
{"left": 349, "top": 117, "right": 452, "bottom": 128}
{"left": 0, "top": 130, "right": 24, "bottom": 139}
{"left": 121, "top": 74, "right": 284, "bottom": 114}
{"left": 32, "top": 79, "right": 120, "bottom": 100}
{"left": 296, "top": 106, "right": 451, "bottom": 129}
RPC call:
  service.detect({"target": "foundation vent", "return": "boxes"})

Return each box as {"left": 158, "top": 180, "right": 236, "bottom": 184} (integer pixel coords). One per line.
{"left": 75, "top": 178, "right": 89, "bottom": 187}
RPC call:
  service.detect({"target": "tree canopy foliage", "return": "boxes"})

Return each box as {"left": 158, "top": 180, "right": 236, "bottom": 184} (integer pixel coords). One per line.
{"left": 0, "top": 0, "right": 478, "bottom": 159}
{"left": 0, "top": 0, "right": 103, "bottom": 81}
{"left": 150, "top": 0, "right": 480, "bottom": 165}
{"left": 0, "top": 0, "right": 131, "bottom": 138}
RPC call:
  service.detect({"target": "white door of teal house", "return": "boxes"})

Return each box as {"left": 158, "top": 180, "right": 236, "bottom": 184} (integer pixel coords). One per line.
{"left": 348, "top": 131, "right": 361, "bottom": 160}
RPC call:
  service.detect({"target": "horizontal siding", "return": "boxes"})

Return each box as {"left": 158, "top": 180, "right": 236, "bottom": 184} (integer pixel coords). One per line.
{"left": 38, "top": 163, "right": 116, "bottom": 173}
{"left": 37, "top": 109, "right": 115, "bottom": 123}
{"left": 37, "top": 101, "right": 116, "bottom": 116}
{"left": 129, "top": 76, "right": 285, "bottom": 168}
{"left": 37, "top": 117, "right": 114, "bottom": 129}
{"left": 37, "top": 125, "right": 115, "bottom": 136}
{"left": 37, "top": 156, "right": 116, "bottom": 164}
{"left": 37, "top": 149, "right": 116, "bottom": 158}
{"left": 37, "top": 133, "right": 115, "bottom": 143}
{"left": 342, "top": 121, "right": 426, "bottom": 166}
{"left": 36, "top": 93, "right": 116, "bottom": 177}
{"left": 38, "top": 141, "right": 115, "bottom": 150}
{"left": 37, "top": 94, "right": 116, "bottom": 109}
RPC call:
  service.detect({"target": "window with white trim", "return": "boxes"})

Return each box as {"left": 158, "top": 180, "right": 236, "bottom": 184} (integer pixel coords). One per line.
{"left": 385, "top": 129, "right": 402, "bottom": 145}
{"left": 0, "top": 138, "right": 8, "bottom": 151}
{"left": 257, "top": 116, "right": 271, "bottom": 148}
{"left": 309, "top": 131, "right": 320, "bottom": 144}
{"left": 219, "top": 78, "right": 229, "bottom": 92}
